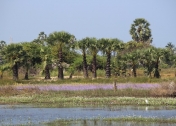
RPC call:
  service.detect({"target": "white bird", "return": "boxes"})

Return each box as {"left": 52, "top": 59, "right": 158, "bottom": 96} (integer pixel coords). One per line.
{"left": 145, "top": 99, "right": 148, "bottom": 104}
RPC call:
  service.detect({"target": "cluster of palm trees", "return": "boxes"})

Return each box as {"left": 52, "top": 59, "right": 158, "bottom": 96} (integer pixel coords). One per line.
{"left": 0, "top": 18, "right": 176, "bottom": 80}
{"left": 0, "top": 32, "right": 175, "bottom": 81}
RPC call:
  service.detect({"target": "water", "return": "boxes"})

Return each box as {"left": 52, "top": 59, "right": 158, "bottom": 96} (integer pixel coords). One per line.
{"left": 0, "top": 105, "right": 176, "bottom": 125}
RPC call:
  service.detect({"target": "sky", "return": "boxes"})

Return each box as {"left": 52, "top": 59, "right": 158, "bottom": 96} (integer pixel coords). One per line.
{"left": 1, "top": 0, "right": 176, "bottom": 48}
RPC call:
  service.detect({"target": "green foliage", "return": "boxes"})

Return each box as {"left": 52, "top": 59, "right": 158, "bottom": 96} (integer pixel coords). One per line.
{"left": 47, "top": 31, "right": 75, "bottom": 47}
{"left": 112, "top": 54, "right": 127, "bottom": 77}
{"left": 130, "top": 18, "right": 152, "bottom": 43}
{"left": 1, "top": 28, "right": 176, "bottom": 80}
{"left": 2, "top": 43, "right": 23, "bottom": 65}
{"left": 0, "top": 40, "right": 6, "bottom": 51}
{"left": 140, "top": 47, "right": 165, "bottom": 78}
{"left": 47, "top": 31, "right": 76, "bottom": 79}
{"left": 98, "top": 38, "right": 124, "bottom": 78}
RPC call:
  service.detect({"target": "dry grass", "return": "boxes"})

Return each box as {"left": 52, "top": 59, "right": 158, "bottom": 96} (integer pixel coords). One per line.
{"left": 150, "top": 80, "right": 176, "bottom": 97}
{"left": 0, "top": 81, "right": 176, "bottom": 98}
{"left": 0, "top": 86, "right": 40, "bottom": 96}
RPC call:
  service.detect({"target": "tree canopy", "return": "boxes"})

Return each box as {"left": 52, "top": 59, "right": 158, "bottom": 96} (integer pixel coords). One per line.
{"left": 130, "top": 18, "right": 152, "bottom": 44}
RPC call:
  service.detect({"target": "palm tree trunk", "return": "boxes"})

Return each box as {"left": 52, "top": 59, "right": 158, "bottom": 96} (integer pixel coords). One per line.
{"left": 147, "top": 63, "right": 152, "bottom": 78}
{"left": 58, "top": 66, "right": 64, "bottom": 79}
{"left": 45, "top": 64, "right": 50, "bottom": 79}
{"left": 83, "top": 51, "right": 88, "bottom": 78}
{"left": 24, "top": 67, "right": 29, "bottom": 80}
{"left": 106, "top": 52, "right": 111, "bottom": 78}
{"left": 12, "top": 62, "right": 18, "bottom": 80}
{"left": 69, "top": 72, "right": 73, "bottom": 79}
{"left": 92, "top": 54, "right": 97, "bottom": 78}
{"left": 154, "top": 60, "right": 160, "bottom": 78}
{"left": 58, "top": 48, "right": 64, "bottom": 79}
{"left": 132, "top": 63, "right": 137, "bottom": 77}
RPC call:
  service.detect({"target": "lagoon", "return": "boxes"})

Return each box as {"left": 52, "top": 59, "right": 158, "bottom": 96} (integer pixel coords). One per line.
{"left": 0, "top": 105, "right": 176, "bottom": 125}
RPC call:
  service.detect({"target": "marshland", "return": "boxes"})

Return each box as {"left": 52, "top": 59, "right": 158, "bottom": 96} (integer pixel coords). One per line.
{"left": 0, "top": 18, "right": 176, "bottom": 125}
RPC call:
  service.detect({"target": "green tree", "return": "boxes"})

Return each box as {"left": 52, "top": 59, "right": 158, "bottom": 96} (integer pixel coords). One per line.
{"left": 0, "top": 41, "right": 8, "bottom": 79}
{"left": 38, "top": 31, "right": 47, "bottom": 45}
{"left": 140, "top": 47, "right": 164, "bottom": 78}
{"left": 0, "top": 41, "right": 6, "bottom": 50}
{"left": 40, "top": 46, "right": 53, "bottom": 79}
{"left": 99, "top": 38, "right": 123, "bottom": 78}
{"left": 165, "top": 42, "right": 175, "bottom": 54}
{"left": 21, "top": 42, "right": 42, "bottom": 79}
{"left": 33, "top": 32, "right": 52, "bottom": 79}
{"left": 152, "top": 48, "right": 164, "bottom": 78}
{"left": 125, "top": 50, "right": 140, "bottom": 77}
{"left": 164, "top": 42, "right": 176, "bottom": 67}
{"left": 88, "top": 37, "right": 99, "bottom": 78}
{"left": 36, "top": 32, "right": 53, "bottom": 79}
{"left": 77, "top": 37, "right": 90, "bottom": 78}
{"left": 47, "top": 31, "right": 75, "bottom": 79}
{"left": 0, "top": 41, "right": 7, "bottom": 65}
{"left": 1, "top": 43, "right": 25, "bottom": 80}
{"left": 140, "top": 47, "right": 154, "bottom": 77}
{"left": 130, "top": 18, "right": 152, "bottom": 44}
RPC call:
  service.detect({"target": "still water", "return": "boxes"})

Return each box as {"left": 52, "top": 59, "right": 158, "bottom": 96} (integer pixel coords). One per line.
{"left": 0, "top": 105, "right": 176, "bottom": 125}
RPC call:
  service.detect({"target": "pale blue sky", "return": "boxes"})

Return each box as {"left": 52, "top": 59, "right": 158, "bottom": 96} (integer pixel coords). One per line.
{"left": 1, "top": 0, "right": 176, "bottom": 47}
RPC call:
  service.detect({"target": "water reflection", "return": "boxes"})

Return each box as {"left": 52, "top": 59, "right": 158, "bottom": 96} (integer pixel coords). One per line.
{"left": 0, "top": 105, "right": 176, "bottom": 125}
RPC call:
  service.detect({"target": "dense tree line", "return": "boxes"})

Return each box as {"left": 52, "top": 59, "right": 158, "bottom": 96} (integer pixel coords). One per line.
{"left": 0, "top": 18, "right": 176, "bottom": 80}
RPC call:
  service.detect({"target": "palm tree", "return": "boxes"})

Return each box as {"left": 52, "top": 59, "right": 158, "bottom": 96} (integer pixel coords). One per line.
{"left": 21, "top": 42, "right": 31, "bottom": 80}
{"left": 47, "top": 31, "right": 75, "bottom": 79}
{"left": 77, "top": 37, "right": 90, "bottom": 78}
{"left": 33, "top": 32, "right": 52, "bottom": 79}
{"left": 0, "top": 41, "right": 6, "bottom": 65}
{"left": 140, "top": 47, "right": 164, "bottom": 78}
{"left": 40, "top": 46, "right": 52, "bottom": 79}
{"left": 140, "top": 48, "right": 154, "bottom": 78}
{"left": 99, "top": 38, "right": 123, "bottom": 78}
{"left": 130, "top": 18, "right": 152, "bottom": 44}
{"left": 166, "top": 42, "right": 175, "bottom": 54}
{"left": 152, "top": 48, "right": 164, "bottom": 78}
{"left": 0, "top": 41, "right": 6, "bottom": 50}
{"left": 21, "top": 42, "right": 42, "bottom": 80}
{"left": 1, "top": 43, "right": 24, "bottom": 80}
{"left": 88, "top": 37, "right": 99, "bottom": 78}
{"left": 38, "top": 31, "right": 47, "bottom": 45}
{"left": 126, "top": 50, "right": 140, "bottom": 77}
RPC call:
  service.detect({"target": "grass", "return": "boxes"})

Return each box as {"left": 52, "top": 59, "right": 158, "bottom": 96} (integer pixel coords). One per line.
{"left": 0, "top": 78, "right": 175, "bottom": 107}
{"left": 46, "top": 117, "right": 176, "bottom": 126}
{"left": 0, "top": 86, "right": 176, "bottom": 107}
{"left": 1, "top": 68, "right": 176, "bottom": 86}
{"left": 0, "top": 68, "right": 176, "bottom": 107}
{"left": 0, "top": 76, "right": 175, "bottom": 86}
{"left": 104, "top": 117, "right": 176, "bottom": 123}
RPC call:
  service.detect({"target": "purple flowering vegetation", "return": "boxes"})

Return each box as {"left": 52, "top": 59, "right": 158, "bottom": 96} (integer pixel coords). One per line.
{"left": 15, "top": 83, "right": 160, "bottom": 91}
